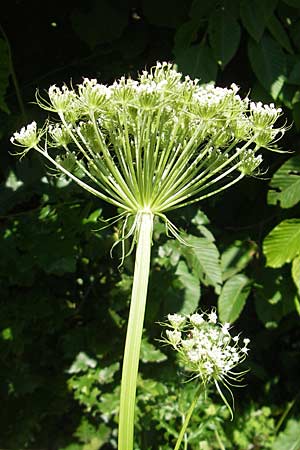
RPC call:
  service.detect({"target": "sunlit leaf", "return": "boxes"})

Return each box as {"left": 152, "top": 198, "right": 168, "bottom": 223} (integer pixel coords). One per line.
{"left": 272, "top": 419, "right": 300, "bottom": 450}
{"left": 218, "top": 274, "right": 251, "bottom": 323}
{"left": 263, "top": 219, "right": 300, "bottom": 268}
{"left": 184, "top": 235, "right": 222, "bottom": 292}
{"left": 175, "top": 260, "right": 200, "bottom": 314}
{"left": 267, "top": 156, "right": 300, "bottom": 208}
{"left": 292, "top": 255, "right": 300, "bottom": 295}
{"left": 140, "top": 338, "right": 167, "bottom": 363}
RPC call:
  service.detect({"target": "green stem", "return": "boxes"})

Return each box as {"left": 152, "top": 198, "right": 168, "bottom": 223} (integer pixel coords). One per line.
{"left": 118, "top": 211, "right": 154, "bottom": 450}
{"left": 174, "top": 384, "right": 203, "bottom": 450}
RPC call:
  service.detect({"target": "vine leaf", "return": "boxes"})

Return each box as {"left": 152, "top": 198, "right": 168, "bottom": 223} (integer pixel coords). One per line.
{"left": 263, "top": 219, "right": 300, "bottom": 268}
{"left": 267, "top": 156, "right": 300, "bottom": 208}
{"left": 218, "top": 274, "right": 251, "bottom": 323}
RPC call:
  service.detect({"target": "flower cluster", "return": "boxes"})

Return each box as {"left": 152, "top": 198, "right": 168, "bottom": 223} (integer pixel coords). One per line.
{"left": 11, "top": 62, "right": 286, "bottom": 241}
{"left": 164, "top": 312, "right": 250, "bottom": 389}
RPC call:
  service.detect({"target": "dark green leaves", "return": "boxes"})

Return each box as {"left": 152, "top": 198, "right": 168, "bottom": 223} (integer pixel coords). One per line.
{"left": 71, "top": 1, "right": 129, "bottom": 48}
{"left": 208, "top": 9, "right": 241, "bottom": 68}
{"left": 240, "top": 0, "right": 277, "bottom": 42}
{"left": 248, "top": 34, "right": 287, "bottom": 99}
{"left": 175, "top": 45, "right": 218, "bottom": 82}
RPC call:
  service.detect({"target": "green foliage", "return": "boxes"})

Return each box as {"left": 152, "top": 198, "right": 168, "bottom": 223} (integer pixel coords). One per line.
{"left": 267, "top": 156, "right": 300, "bottom": 208}
{"left": 272, "top": 419, "right": 300, "bottom": 450}
{"left": 218, "top": 274, "right": 251, "bottom": 323}
{"left": 1, "top": 0, "right": 300, "bottom": 448}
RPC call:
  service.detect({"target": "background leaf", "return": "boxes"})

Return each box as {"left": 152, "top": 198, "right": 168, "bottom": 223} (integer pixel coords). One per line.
{"left": 248, "top": 33, "right": 287, "bottom": 99}
{"left": 184, "top": 235, "right": 222, "bottom": 293}
{"left": 175, "top": 260, "right": 201, "bottom": 314}
{"left": 263, "top": 219, "right": 300, "bottom": 268}
{"left": 218, "top": 274, "right": 251, "bottom": 323}
{"left": 272, "top": 419, "right": 300, "bottom": 450}
{"left": 240, "top": 0, "right": 277, "bottom": 42}
{"left": 208, "top": 9, "right": 241, "bottom": 68}
{"left": 175, "top": 44, "right": 218, "bottom": 83}
{"left": 267, "top": 156, "right": 300, "bottom": 208}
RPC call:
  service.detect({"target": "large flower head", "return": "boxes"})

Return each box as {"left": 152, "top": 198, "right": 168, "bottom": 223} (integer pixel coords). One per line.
{"left": 11, "top": 62, "right": 285, "bottom": 240}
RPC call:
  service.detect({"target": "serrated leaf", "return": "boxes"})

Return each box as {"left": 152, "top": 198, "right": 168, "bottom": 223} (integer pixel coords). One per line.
{"left": 272, "top": 419, "right": 300, "bottom": 450}
{"left": 175, "top": 260, "right": 200, "bottom": 314}
{"left": 240, "top": 0, "right": 278, "bottom": 42}
{"left": 248, "top": 34, "right": 287, "bottom": 99}
{"left": 184, "top": 235, "right": 222, "bottom": 292}
{"left": 292, "top": 255, "right": 300, "bottom": 295}
{"left": 175, "top": 44, "right": 218, "bottom": 83}
{"left": 263, "top": 219, "right": 300, "bottom": 267}
{"left": 267, "top": 14, "right": 293, "bottom": 54}
{"left": 218, "top": 274, "right": 250, "bottom": 322}
{"left": 140, "top": 338, "right": 167, "bottom": 363}
{"left": 221, "top": 240, "right": 257, "bottom": 281}
{"left": 267, "top": 156, "right": 300, "bottom": 208}
{"left": 208, "top": 9, "right": 241, "bottom": 68}
{"left": 0, "top": 38, "right": 10, "bottom": 114}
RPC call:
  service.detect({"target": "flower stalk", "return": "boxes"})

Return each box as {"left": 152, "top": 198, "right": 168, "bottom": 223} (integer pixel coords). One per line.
{"left": 118, "top": 211, "right": 153, "bottom": 450}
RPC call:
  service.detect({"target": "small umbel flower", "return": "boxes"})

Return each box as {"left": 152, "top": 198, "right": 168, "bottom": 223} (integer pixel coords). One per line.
{"left": 163, "top": 310, "right": 250, "bottom": 418}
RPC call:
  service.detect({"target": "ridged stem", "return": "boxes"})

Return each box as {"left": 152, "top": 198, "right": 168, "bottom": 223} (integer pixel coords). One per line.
{"left": 118, "top": 211, "right": 154, "bottom": 450}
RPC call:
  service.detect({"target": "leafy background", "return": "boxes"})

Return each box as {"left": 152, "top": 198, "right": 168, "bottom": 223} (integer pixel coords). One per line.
{"left": 1, "top": 0, "right": 300, "bottom": 448}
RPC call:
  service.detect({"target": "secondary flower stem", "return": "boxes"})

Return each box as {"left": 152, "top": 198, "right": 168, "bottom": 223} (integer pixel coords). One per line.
{"left": 174, "top": 384, "right": 203, "bottom": 450}
{"left": 118, "top": 211, "right": 153, "bottom": 450}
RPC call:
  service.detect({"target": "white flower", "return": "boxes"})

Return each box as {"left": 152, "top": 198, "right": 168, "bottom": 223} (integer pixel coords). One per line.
{"left": 10, "top": 121, "right": 40, "bottom": 149}
{"left": 167, "top": 313, "right": 186, "bottom": 329}
{"left": 208, "top": 311, "right": 218, "bottom": 324}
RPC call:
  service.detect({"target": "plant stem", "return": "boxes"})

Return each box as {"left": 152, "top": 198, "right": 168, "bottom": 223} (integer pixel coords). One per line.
{"left": 174, "top": 384, "right": 203, "bottom": 450}
{"left": 118, "top": 211, "right": 153, "bottom": 450}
